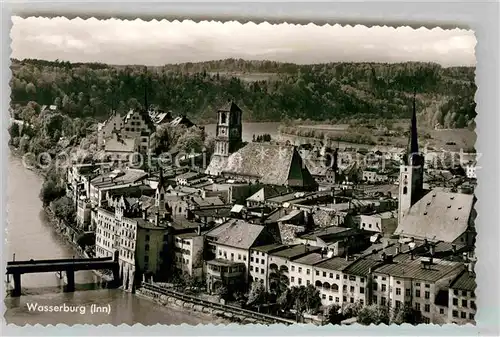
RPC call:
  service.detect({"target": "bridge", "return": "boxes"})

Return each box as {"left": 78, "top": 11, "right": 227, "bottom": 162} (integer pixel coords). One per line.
{"left": 6, "top": 254, "right": 120, "bottom": 297}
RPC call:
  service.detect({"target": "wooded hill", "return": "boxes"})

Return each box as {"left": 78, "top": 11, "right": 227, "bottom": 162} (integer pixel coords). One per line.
{"left": 10, "top": 58, "right": 476, "bottom": 127}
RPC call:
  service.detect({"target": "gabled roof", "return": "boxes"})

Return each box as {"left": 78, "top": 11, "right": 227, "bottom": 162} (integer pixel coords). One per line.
{"left": 218, "top": 100, "right": 242, "bottom": 113}
{"left": 206, "top": 219, "right": 266, "bottom": 250}
{"left": 247, "top": 186, "right": 289, "bottom": 203}
{"left": 394, "top": 189, "right": 475, "bottom": 242}
{"left": 449, "top": 269, "right": 476, "bottom": 291}
{"left": 222, "top": 143, "right": 317, "bottom": 187}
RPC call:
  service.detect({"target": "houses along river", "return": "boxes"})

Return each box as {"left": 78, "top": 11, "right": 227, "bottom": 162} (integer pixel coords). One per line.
{"left": 4, "top": 153, "right": 222, "bottom": 325}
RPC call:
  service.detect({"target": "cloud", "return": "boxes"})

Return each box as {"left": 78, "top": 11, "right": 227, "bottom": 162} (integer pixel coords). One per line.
{"left": 10, "top": 17, "right": 476, "bottom": 67}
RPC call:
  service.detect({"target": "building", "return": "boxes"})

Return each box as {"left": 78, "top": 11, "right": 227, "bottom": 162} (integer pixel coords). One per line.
{"left": 373, "top": 255, "right": 465, "bottom": 324}
{"left": 205, "top": 101, "right": 317, "bottom": 190}
{"left": 342, "top": 256, "right": 381, "bottom": 308}
{"left": 313, "top": 257, "right": 352, "bottom": 306}
{"left": 289, "top": 251, "right": 327, "bottom": 288}
{"left": 120, "top": 109, "right": 155, "bottom": 153}
{"left": 249, "top": 243, "right": 284, "bottom": 290}
{"left": 204, "top": 219, "right": 278, "bottom": 293}
{"left": 172, "top": 226, "right": 205, "bottom": 280}
{"left": 359, "top": 211, "right": 398, "bottom": 236}
{"left": 448, "top": 266, "right": 476, "bottom": 325}
{"left": 89, "top": 169, "right": 149, "bottom": 206}
{"left": 104, "top": 133, "right": 138, "bottom": 161}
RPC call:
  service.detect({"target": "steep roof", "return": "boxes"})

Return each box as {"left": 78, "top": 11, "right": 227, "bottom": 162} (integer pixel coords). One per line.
{"left": 222, "top": 143, "right": 317, "bottom": 187}
{"left": 394, "top": 189, "right": 475, "bottom": 242}
{"left": 449, "top": 269, "right": 476, "bottom": 291}
{"left": 206, "top": 219, "right": 266, "bottom": 250}
{"left": 247, "top": 186, "right": 289, "bottom": 203}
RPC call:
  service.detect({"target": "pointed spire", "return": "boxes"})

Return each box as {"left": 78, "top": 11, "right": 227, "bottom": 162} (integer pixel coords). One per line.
{"left": 410, "top": 89, "right": 419, "bottom": 156}
{"left": 157, "top": 169, "right": 165, "bottom": 191}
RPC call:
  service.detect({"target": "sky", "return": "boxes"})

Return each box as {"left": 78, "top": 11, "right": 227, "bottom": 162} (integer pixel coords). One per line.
{"left": 11, "top": 17, "right": 476, "bottom": 67}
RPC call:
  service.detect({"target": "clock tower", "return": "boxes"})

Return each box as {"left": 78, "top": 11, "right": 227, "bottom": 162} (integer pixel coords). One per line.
{"left": 214, "top": 100, "right": 243, "bottom": 156}
{"left": 398, "top": 92, "right": 424, "bottom": 225}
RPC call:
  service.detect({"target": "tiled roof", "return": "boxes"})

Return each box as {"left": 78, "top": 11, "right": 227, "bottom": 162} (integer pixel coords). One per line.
{"left": 374, "top": 257, "right": 465, "bottom": 282}
{"left": 221, "top": 143, "right": 317, "bottom": 187}
{"left": 218, "top": 101, "right": 242, "bottom": 113}
{"left": 449, "top": 270, "right": 476, "bottom": 291}
{"left": 206, "top": 219, "right": 266, "bottom": 250}
{"left": 343, "top": 257, "right": 382, "bottom": 277}
{"left": 91, "top": 169, "right": 148, "bottom": 189}
{"left": 293, "top": 252, "right": 329, "bottom": 266}
{"left": 315, "top": 256, "right": 353, "bottom": 271}
{"left": 394, "top": 189, "right": 475, "bottom": 242}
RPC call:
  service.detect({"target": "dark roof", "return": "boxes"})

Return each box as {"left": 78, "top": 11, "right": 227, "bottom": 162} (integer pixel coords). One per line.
{"left": 315, "top": 257, "right": 352, "bottom": 271}
{"left": 206, "top": 219, "right": 266, "bottom": 250}
{"left": 218, "top": 100, "right": 242, "bottom": 113}
{"left": 449, "top": 269, "right": 476, "bottom": 291}
{"left": 293, "top": 252, "right": 329, "bottom": 266}
{"left": 300, "top": 226, "right": 357, "bottom": 241}
{"left": 374, "top": 257, "right": 465, "bottom": 282}
{"left": 343, "top": 258, "right": 381, "bottom": 277}
{"left": 247, "top": 185, "right": 290, "bottom": 202}
{"left": 270, "top": 244, "right": 321, "bottom": 259}
{"left": 252, "top": 243, "right": 286, "bottom": 254}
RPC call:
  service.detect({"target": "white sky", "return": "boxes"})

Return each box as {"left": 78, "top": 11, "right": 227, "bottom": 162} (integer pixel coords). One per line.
{"left": 11, "top": 17, "right": 476, "bottom": 67}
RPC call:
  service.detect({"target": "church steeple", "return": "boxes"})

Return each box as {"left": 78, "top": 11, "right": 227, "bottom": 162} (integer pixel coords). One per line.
{"left": 155, "top": 169, "right": 166, "bottom": 211}
{"left": 405, "top": 90, "right": 423, "bottom": 167}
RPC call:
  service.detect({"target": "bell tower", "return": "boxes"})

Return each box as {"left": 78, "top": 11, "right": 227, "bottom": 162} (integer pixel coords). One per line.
{"left": 398, "top": 91, "right": 424, "bottom": 225}
{"left": 214, "top": 100, "right": 243, "bottom": 157}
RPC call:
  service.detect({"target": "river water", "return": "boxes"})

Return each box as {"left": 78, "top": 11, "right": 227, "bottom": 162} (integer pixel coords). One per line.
{"left": 4, "top": 153, "right": 224, "bottom": 325}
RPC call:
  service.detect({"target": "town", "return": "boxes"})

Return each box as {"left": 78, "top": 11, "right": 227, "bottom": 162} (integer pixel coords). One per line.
{"left": 59, "top": 96, "right": 477, "bottom": 325}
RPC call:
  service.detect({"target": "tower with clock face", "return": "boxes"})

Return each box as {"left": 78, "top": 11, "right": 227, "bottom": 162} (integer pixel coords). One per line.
{"left": 398, "top": 93, "right": 424, "bottom": 226}
{"left": 214, "top": 100, "right": 243, "bottom": 157}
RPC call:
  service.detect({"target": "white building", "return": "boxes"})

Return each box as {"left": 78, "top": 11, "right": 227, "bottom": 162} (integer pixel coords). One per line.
{"left": 359, "top": 211, "right": 398, "bottom": 236}
{"left": 173, "top": 227, "right": 205, "bottom": 280}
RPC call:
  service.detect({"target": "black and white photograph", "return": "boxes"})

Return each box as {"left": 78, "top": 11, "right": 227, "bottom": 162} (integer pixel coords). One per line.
{"left": 5, "top": 16, "right": 478, "bottom": 326}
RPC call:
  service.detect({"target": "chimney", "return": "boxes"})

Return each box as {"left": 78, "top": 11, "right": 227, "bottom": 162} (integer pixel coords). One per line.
{"left": 320, "top": 249, "right": 324, "bottom": 258}
{"left": 395, "top": 246, "right": 400, "bottom": 255}
{"left": 468, "top": 260, "right": 475, "bottom": 273}
{"left": 142, "top": 209, "right": 147, "bottom": 220}
{"left": 155, "top": 212, "right": 160, "bottom": 226}
{"left": 410, "top": 251, "right": 414, "bottom": 260}
{"left": 197, "top": 225, "right": 201, "bottom": 236}
{"left": 452, "top": 244, "right": 457, "bottom": 253}
{"left": 429, "top": 244, "right": 435, "bottom": 257}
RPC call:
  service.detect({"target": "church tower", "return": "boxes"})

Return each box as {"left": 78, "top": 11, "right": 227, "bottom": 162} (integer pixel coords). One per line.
{"left": 214, "top": 100, "right": 243, "bottom": 157}
{"left": 398, "top": 92, "right": 424, "bottom": 225}
{"left": 155, "top": 169, "right": 166, "bottom": 213}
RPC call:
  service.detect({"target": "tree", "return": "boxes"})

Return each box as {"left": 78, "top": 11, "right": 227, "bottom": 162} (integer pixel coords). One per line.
{"left": 214, "top": 286, "right": 229, "bottom": 300}
{"left": 325, "top": 304, "right": 343, "bottom": 325}
{"left": 277, "top": 285, "right": 322, "bottom": 320}
{"left": 39, "top": 179, "right": 65, "bottom": 207}
{"left": 176, "top": 126, "right": 204, "bottom": 154}
{"left": 357, "top": 304, "right": 390, "bottom": 325}
{"left": 8, "top": 123, "right": 20, "bottom": 140}
{"left": 247, "top": 281, "right": 267, "bottom": 307}
{"left": 391, "top": 304, "right": 423, "bottom": 325}
{"left": 268, "top": 265, "right": 290, "bottom": 297}
{"left": 50, "top": 196, "right": 76, "bottom": 223}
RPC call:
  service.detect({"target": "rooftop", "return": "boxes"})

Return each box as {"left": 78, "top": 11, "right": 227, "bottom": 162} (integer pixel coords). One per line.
{"left": 252, "top": 243, "right": 286, "bottom": 254}
{"left": 293, "top": 252, "right": 329, "bottom": 266}
{"left": 206, "top": 219, "right": 266, "bottom": 250}
{"left": 394, "top": 189, "right": 475, "bottom": 242}
{"left": 342, "top": 257, "right": 382, "bottom": 277}
{"left": 91, "top": 169, "right": 148, "bottom": 189}
{"left": 374, "top": 256, "right": 465, "bottom": 282}
{"left": 270, "top": 244, "right": 322, "bottom": 259}
{"left": 315, "top": 256, "right": 353, "bottom": 271}
{"left": 449, "top": 269, "right": 476, "bottom": 291}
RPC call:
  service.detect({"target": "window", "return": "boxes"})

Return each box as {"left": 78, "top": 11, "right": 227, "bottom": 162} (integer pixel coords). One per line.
{"left": 416, "top": 282, "right": 421, "bottom": 287}
{"left": 416, "top": 303, "right": 421, "bottom": 311}
{"left": 343, "top": 296, "right": 347, "bottom": 301}
{"left": 243, "top": 256, "right": 247, "bottom": 261}
{"left": 454, "top": 289, "right": 459, "bottom": 296}
{"left": 350, "top": 286, "right": 355, "bottom": 293}
{"left": 382, "top": 277, "right": 386, "bottom": 281}
{"left": 360, "top": 277, "right": 365, "bottom": 283}
{"left": 255, "top": 267, "right": 259, "bottom": 273}
{"left": 343, "top": 285, "right": 347, "bottom": 291}
{"left": 336, "top": 274, "right": 340, "bottom": 280}
{"left": 349, "top": 275, "right": 356, "bottom": 281}
{"left": 307, "top": 269, "right": 310, "bottom": 275}
{"left": 298, "top": 267, "right": 302, "bottom": 273}
{"left": 452, "top": 310, "right": 458, "bottom": 317}
{"left": 381, "top": 284, "right": 387, "bottom": 292}
{"left": 145, "top": 235, "right": 150, "bottom": 241}
{"left": 381, "top": 297, "right": 386, "bottom": 306}
{"left": 396, "top": 288, "right": 401, "bottom": 295}
{"left": 322, "top": 294, "right": 326, "bottom": 300}
{"left": 360, "top": 287, "right": 365, "bottom": 295}
{"left": 261, "top": 259, "right": 265, "bottom": 264}
{"left": 344, "top": 275, "right": 347, "bottom": 279}
{"left": 373, "top": 283, "right": 378, "bottom": 291}
{"left": 336, "top": 297, "right": 340, "bottom": 303}
{"left": 440, "top": 308, "right": 444, "bottom": 315}
{"left": 316, "top": 270, "right": 319, "bottom": 276}
{"left": 298, "top": 278, "right": 302, "bottom": 285}
{"left": 372, "top": 296, "right": 377, "bottom": 304}
{"left": 462, "top": 299, "right": 467, "bottom": 308}
{"left": 469, "top": 313, "right": 475, "bottom": 320}
{"left": 145, "top": 244, "right": 149, "bottom": 251}
{"left": 261, "top": 269, "right": 264, "bottom": 275}
{"left": 471, "top": 301, "right": 476, "bottom": 309}
{"left": 425, "top": 284, "right": 430, "bottom": 288}
{"left": 424, "top": 304, "right": 430, "bottom": 312}
{"left": 291, "top": 277, "right": 295, "bottom": 283}
{"left": 330, "top": 273, "right": 334, "bottom": 279}
{"left": 238, "top": 254, "right": 242, "bottom": 260}
{"left": 416, "top": 290, "right": 421, "bottom": 298}
{"left": 250, "top": 257, "right": 254, "bottom": 262}
{"left": 406, "top": 289, "right": 411, "bottom": 296}
{"left": 323, "top": 271, "right": 327, "bottom": 277}
{"left": 291, "top": 266, "right": 295, "bottom": 272}
{"left": 144, "top": 256, "right": 149, "bottom": 262}
{"left": 329, "top": 295, "right": 333, "bottom": 301}
{"left": 395, "top": 300, "right": 401, "bottom": 309}
{"left": 462, "top": 290, "right": 467, "bottom": 296}
{"left": 461, "top": 312, "right": 466, "bottom": 319}
{"left": 307, "top": 280, "right": 310, "bottom": 286}
{"left": 425, "top": 291, "right": 430, "bottom": 299}
{"left": 423, "top": 317, "right": 430, "bottom": 324}
{"left": 250, "top": 266, "right": 253, "bottom": 271}
{"left": 453, "top": 298, "right": 458, "bottom": 305}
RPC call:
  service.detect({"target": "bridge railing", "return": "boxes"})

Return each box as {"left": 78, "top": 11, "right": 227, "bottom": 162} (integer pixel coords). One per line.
{"left": 141, "top": 282, "right": 294, "bottom": 325}
{"left": 7, "top": 256, "right": 113, "bottom": 266}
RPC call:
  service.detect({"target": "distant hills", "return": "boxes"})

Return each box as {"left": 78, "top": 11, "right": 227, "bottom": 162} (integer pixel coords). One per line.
{"left": 10, "top": 58, "right": 476, "bottom": 127}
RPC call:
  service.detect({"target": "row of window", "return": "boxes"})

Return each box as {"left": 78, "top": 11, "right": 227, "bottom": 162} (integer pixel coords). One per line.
{"left": 175, "top": 237, "right": 191, "bottom": 245}
{"left": 453, "top": 289, "right": 475, "bottom": 297}
{"left": 250, "top": 257, "right": 265, "bottom": 264}
{"left": 250, "top": 266, "right": 265, "bottom": 274}
{"left": 452, "top": 298, "right": 476, "bottom": 309}
{"left": 218, "top": 250, "right": 247, "bottom": 262}
{"left": 452, "top": 310, "right": 475, "bottom": 320}
{"left": 120, "top": 248, "right": 135, "bottom": 261}
{"left": 175, "top": 256, "right": 189, "bottom": 265}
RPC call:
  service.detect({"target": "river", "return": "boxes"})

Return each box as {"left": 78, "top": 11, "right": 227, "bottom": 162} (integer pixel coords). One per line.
{"left": 3, "top": 153, "right": 225, "bottom": 325}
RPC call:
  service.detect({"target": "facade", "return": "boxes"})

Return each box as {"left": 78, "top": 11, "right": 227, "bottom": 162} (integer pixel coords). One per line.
{"left": 173, "top": 228, "right": 205, "bottom": 280}
{"left": 448, "top": 268, "right": 476, "bottom": 325}
{"left": 359, "top": 211, "right": 398, "bottom": 236}
{"left": 120, "top": 109, "right": 155, "bottom": 153}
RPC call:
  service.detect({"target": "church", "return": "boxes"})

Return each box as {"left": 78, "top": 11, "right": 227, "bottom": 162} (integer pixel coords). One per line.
{"left": 205, "top": 100, "right": 317, "bottom": 190}
{"left": 394, "top": 96, "right": 476, "bottom": 246}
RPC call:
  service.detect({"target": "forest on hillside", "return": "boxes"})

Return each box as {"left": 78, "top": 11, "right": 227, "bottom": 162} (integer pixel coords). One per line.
{"left": 10, "top": 58, "right": 476, "bottom": 127}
